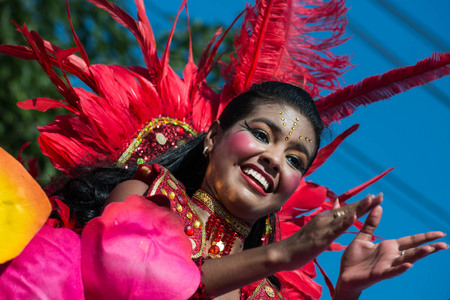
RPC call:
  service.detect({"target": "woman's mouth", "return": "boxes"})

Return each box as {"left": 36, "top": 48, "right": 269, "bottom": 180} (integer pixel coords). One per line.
{"left": 242, "top": 167, "right": 272, "bottom": 193}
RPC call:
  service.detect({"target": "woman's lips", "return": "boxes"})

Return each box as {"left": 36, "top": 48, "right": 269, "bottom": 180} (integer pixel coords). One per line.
{"left": 241, "top": 165, "right": 274, "bottom": 194}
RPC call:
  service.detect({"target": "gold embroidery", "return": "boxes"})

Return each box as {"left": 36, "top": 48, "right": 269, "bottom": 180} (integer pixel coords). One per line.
{"left": 150, "top": 169, "right": 167, "bottom": 196}
{"left": 168, "top": 179, "right": 178, "bottom": 190}
{"left": 187, "top": 200, "right": 206, "bottom": 259}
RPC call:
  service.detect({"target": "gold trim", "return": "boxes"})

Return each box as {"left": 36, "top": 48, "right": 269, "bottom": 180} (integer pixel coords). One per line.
{"left": 150, "top": 169, "right": 167, "bottom": 196}
{"left": 248, "top": 279, "right": 285, "bottom": 300}
{"left": 192, "top": 190, "right": 251, "bottom": 238}
{"left": 117, "top": 117, "right": 198, "bottom": 167}
{"left": 187, "top": 200, "right": 206, "bottom": 258}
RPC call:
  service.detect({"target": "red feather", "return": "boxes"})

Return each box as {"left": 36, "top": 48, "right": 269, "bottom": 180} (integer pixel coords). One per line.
{"left": 65, "top": 0, "right": 90, "bottom": 66}
{"left": 86, "top": 0, "right": 160, "bottom": 80}
{"left": 17, "top": 98, "right": 73, "bottom": 112}
{"left": 317, "top": 52, "right": 450, "bottom": 126}
{"left": 220, "top": 0, "right": 350, "bottom": 107}
{"left": 335, "top": 168, "right": 394, "bottom": 203}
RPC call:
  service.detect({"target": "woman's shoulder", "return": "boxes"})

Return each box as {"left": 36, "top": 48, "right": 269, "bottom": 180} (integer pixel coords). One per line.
{"left": 105, "top": 163, "right": 184, "bottom": 206}
{"left": 106, "top": 179, "right": 150, "bottom": 205}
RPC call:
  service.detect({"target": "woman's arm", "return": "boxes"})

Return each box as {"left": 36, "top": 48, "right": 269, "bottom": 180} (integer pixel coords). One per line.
{"left": 202, "top": 194, "right": 383, "bottom": 296}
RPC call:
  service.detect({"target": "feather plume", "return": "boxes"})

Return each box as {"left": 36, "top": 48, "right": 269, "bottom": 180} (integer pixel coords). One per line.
{"left": 86, "top": 0, "right": 160, "bottom": 80}
{"left": 335, "top": 168, "right": 394, "bottom": 203}
{"left": 220, "top": 0, "right": 350, "bottom": 107}
{"left": 317, "top": 52, "right": 450, "bottom": 126}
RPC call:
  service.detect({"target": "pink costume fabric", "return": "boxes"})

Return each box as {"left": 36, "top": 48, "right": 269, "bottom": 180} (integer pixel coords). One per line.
{"left": 0, "top": 195, "right": 200, "bottom": 299}
{"left": 0, "top": 225, "right": 84, "bottom": 299}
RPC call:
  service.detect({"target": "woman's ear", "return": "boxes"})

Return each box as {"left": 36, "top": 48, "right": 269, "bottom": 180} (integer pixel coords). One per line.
{"left": 203, "top": 120, "right": 222, "bottom": 156}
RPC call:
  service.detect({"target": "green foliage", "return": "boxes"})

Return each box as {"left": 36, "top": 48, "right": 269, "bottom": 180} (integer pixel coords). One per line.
{"left": 0, "top": 0, "right": 138, "bottom": 183}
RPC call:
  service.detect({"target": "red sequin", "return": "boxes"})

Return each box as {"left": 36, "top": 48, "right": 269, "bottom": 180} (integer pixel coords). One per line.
{"left": 184, "top": 225, "right": 194, "bottom": 236}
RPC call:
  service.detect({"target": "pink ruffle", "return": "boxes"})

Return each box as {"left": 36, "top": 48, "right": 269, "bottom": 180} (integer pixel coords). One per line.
{"left": 81, "top": 194, "right": 201, "bottom": 300}
{"left": 0, "top": 225, "right": 84, "bottom": 299}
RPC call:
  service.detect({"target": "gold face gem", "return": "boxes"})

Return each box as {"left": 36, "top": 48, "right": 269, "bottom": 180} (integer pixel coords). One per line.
{"left": 176, "top": 203, "right": 183, "bottom": 213}
{"left": 186, "top": 212, "right": 193, "bottom": 219}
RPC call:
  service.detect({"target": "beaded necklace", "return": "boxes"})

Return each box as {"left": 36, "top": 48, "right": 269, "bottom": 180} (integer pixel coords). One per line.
{"left": 191, "top": 189, "right": 251, "bottom": 257}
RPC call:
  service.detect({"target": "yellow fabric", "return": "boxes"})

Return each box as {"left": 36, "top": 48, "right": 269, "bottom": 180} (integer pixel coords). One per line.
{"left": 0, "top": 147, "right": 51, "bottom": 263}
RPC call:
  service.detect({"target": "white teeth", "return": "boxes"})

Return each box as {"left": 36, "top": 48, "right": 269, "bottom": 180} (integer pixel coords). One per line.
{"left": 243, "top": 168, "right": 269, "bottom": 191}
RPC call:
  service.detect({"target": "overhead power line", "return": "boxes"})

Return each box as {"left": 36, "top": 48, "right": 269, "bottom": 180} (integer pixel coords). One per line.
{"left": 339, "top": 143, "right": 450, "bottom": 231}
{"left": 331, "top": 150, "right": 450, "bottom": 232}
{"left": 373, "top": 0, "right": 450, "bottom": 52}
{"left": 347, "top": 18, "right": 450, "bottom": 110}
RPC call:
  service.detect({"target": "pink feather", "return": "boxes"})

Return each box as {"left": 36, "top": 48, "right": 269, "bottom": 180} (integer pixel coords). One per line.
{"left": 317, "top": 52, "right": 450, "bottom": 126}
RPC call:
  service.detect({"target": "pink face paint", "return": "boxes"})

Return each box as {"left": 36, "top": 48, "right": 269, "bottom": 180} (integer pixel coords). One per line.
{"left": 223, "top": 130, "right": 260, "bottom": 158}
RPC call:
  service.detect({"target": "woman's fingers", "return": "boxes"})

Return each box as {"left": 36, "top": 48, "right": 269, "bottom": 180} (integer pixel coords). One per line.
{"left": 380, "top": 263, "right": 413, "bottom": 281}
{"left": 393, "top": 241, "right": 448, "bottom": 266}
{"left": 332, "top": 198, "right": 341, "bottom": 210}
{"left": 397, "top": 231, "right": 447, "bottom": 250}
{"left": 355, "top": 205, "right": 383, "bottom": 242}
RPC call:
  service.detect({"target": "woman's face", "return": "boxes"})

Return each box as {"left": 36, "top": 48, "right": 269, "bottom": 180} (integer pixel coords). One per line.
{"left": 202, "top": 103, "right": 318, "bottom": 223}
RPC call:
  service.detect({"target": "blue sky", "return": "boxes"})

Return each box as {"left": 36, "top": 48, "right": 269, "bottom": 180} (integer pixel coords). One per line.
{"left": 141, "top": 0, "right": 450, "bottom": 299}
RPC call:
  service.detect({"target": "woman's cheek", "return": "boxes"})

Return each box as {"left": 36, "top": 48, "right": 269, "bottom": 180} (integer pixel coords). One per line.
{"left": 281, "top": 170, "right": 302, "bottom": 196}
{"left": 224, "top": 131, "right": 260, "bottom": 157}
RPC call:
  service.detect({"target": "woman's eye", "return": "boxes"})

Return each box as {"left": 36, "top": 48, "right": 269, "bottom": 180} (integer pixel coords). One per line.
{"left": 251, "top": 129, "right": 269, "bottom": 143}
{"left": 241, "top": 121, "right": 270, "bottom": 143}
{"left": 286, "top": 155, "right": 304, "bottom": 171}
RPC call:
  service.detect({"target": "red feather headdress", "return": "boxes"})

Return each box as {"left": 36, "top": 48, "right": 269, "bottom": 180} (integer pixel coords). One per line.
{"left": 1, "top": 0, "right": 449, "bottom": 298}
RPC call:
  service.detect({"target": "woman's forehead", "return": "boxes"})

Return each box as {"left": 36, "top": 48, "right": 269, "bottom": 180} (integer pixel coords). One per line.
{"left": 248, "top": 103, "right": 304, "bottom": 119}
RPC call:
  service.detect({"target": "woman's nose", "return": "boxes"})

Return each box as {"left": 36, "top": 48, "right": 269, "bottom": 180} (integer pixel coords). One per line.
{"left": 260, "top": 151, "right": 282, "bottom": 173}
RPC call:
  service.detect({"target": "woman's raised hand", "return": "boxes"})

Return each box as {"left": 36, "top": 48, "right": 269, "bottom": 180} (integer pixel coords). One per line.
{"left": 333, "top": 198, "right": 448, "bottom": 300}
{"left": 280, "top": 194, "right": 383, "bottom": 270}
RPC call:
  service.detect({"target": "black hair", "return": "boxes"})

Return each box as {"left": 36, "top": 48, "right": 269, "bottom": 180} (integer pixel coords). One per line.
{"left": 56, "top": 81, "right": 324, "bottom": 289}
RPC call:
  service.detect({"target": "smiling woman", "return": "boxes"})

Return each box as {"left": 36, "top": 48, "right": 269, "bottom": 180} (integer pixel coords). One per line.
{"left": 201, "top": 83, "right": 320, "bottom": 222}
{"left": 0, "top": 0, "right": 448, "bottom": 299}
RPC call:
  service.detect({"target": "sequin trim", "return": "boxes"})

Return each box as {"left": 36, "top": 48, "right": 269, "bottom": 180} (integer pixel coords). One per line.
{"left": 117, "top": 117, "right": 197, "bottom": 167}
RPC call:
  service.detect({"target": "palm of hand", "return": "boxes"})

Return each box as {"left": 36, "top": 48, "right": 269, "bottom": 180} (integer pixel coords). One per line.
{"left": 335, "top": 203, "right": 447, "bottom": 297}
{"left": 339, "top": 237, "right": 407, "bottom": 292}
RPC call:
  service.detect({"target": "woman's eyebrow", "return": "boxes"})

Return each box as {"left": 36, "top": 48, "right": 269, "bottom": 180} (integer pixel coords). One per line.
{"left": 251, "top": 117, "right": 282, "bottom": 135}
{"left": 250, "top": 117, "right": 312, "bottom": 161}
